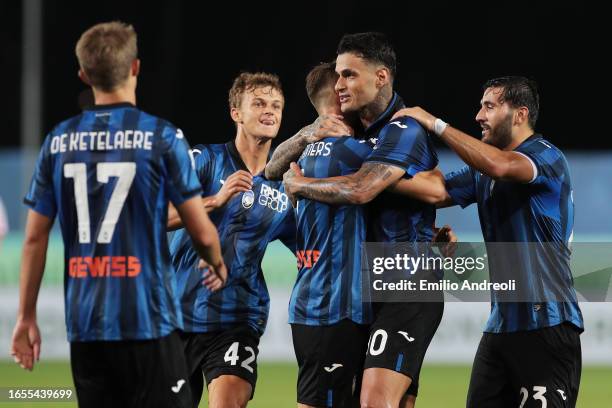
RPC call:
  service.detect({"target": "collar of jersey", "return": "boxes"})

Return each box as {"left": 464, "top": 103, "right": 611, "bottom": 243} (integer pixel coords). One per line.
{"left": 85, "top": 102, "right": 136, "bottom": 111}
{"left": 363, "top": 92, "right": 404, "bottom": 136}
{"left": 514, "top": 133, "right": 542, "bottom": 151}
{"left": 225, "top": 139, "right": 272, "bottom": 177}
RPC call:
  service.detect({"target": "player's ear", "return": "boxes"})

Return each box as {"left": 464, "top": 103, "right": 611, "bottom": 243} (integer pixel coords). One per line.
{"left": 78, "top": 69, "right": 91, "bottom": 86}
{"left": 131, "top": 59, "right": 141, "bottom": 77}
{"left": 515, "top": 106, "right": 529, "bottom": 126}
{"left": 376, "top": 67, "right": 391, "bottom": 89}
{"left": 230, "top": 107, "right": 242, "bottom": 124}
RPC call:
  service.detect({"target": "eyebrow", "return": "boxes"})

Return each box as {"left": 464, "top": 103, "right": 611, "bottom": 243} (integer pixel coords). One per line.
{"left": 253, "top": 97, "right": 284, "bottom": 104}
{"left": 338, "top": 68, "right": 356, "bottom": 77}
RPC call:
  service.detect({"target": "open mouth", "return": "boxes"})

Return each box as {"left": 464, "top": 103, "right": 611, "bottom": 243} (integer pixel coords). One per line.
{"left": 481, "top": 124, "right": 491, "bottom": 137}
{"left": 339, "top": 94, "right": 350, "bottom": 104}
{"left": 260, "top": 119, "right": 275, "bottom": 126}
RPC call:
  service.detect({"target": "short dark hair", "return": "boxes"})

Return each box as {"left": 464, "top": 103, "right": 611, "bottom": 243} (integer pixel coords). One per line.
{"left": 483, "top": 76, "right": 540, "bottom": 129}
{"left": 305, "top": 62, "right": 338, "bottom": 108}
{"left": 337, "top": 32, "right": 396, "bottom": 78}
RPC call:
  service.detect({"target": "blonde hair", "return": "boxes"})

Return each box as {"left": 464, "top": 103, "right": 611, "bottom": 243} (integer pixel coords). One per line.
{"left": 75, "top": 21, "right": 137, "bottom": 92}
{"left": 228, "top": 72, "right": 283, "bottom": 110}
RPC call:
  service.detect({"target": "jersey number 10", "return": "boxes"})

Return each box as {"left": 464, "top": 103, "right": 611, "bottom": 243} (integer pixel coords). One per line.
{"left": 64, "top": 162, "right": 136, "bottom": 244}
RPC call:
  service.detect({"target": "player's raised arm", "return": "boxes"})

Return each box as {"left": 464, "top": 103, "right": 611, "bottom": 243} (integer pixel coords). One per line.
{"left": 392, "top": 105, "right": 536, "bottom": 183}
{"left": 11, "top": 210, "right": 53, "bottom": 371}
{"left": 265, "top": 115, "right": 351, "bottom": 180}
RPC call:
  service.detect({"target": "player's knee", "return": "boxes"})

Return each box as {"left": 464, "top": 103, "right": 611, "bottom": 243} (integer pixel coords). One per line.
{"left": 209, "top": 392, "right": 249, "bottom": 408}
{"left": 208, "top": 375, "right": 251, "bottom": 408}
{"left": 400, "top": 394, "right": 416, "bottom": 408}
{"left": 360, "top": 388, "right": 394, "bottom": 408}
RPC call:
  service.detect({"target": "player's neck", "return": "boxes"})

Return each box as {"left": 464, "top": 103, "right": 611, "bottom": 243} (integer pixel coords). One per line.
{"left": 506, "top": 127, "right": 535, "bottom": 151}
{"left": 318, "top": 106, "right": 341, "bottom": 116}
{"left": 359, "top": 86, "right": 393, "bottom": 128}
{"left": 92, "top": 86, "right": 136, "bottom": 106}
{"left": 234, "top": 132, "right": 271, "bottom": 175}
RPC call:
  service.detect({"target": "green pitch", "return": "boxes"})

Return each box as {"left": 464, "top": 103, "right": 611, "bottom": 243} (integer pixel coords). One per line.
{"left": 0, "top": 361, "right": 610, "bottom": 407}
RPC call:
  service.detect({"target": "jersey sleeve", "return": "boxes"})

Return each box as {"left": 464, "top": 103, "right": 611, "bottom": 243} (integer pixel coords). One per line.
{"left": 23, "top": 134, "right": 57, "bottom": 219}
{"left": 517, "top": 140, "right": 565, "bottom": 187}
{"left": 272, "top": 208, "right": 297, "bottom": 253}
{"left": 365, "top": 117, "right": 438, "bottom": 178}
{"left": 444, "top": 165, "right": 477, "bottom": 208}
{"left": 191, "top": 144, "right": 215, "bottom": 195}
{"left": 160, "top": 126, "right": 203, "bottom": 206}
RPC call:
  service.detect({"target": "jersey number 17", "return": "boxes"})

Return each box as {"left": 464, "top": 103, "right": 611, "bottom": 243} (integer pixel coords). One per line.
{"left": 64, "top": 162, "right": 136, "bottom": 244}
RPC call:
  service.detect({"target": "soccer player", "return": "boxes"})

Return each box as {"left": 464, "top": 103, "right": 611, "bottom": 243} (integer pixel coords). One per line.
{"left": 10, "top": 22, "right": 226, "bottom": 408}
{"left": 168, "top": 72, "right": 296, "bottom": 408}
{"left": 391, "top": 76, "right": 583, "bottom": 407}
{"left": 280, "top": 33, "right": 443, "bottom": 408}
{"left": 275, "top": 61, "right": 376, "bottom": 408}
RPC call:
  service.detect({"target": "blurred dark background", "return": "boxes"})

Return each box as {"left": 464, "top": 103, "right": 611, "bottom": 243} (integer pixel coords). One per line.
{"left": 0, "top": 0, "right": 606, "bottom": 150}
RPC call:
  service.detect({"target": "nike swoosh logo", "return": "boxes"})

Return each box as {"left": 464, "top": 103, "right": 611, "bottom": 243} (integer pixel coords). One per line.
{"left": 390, "top": 121, "right": 407, "bottom": 129}
{"left": 557, "top": 389, "right": 567, "bottom": 400}
{"left": 323, "top": 363, "right": 343, "bottom": 372}
{"left": 398, "top": 331, "right": 415, "bottom": 342}
{"left": 171, "top": 379, "right": 186, "bottom": 393}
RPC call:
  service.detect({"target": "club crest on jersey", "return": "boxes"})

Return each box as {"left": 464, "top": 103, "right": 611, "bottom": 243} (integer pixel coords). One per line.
{"left": 259, "top": 184, "right": 288, "bottom": 213}
{"left": 242, "top": 190, "right": 255, "bottom": 209}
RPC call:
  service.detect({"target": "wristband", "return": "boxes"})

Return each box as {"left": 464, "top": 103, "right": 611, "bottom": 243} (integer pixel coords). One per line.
{"left": 433, "top": 118, "right": 448, "bottom": 136}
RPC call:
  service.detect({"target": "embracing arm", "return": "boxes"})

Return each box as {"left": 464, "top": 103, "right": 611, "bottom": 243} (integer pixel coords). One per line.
{"left": 265, "top": 115, "right": 352, "bottom": 180}
{"left": 389, "top": 169, "right": 455, "bottom": 208}
{"left": 437, "top": 126, "right": 534, "bottom": 182}
{"left": 284, "top": 162, "right": 405, "bottom": 205}
{"left": 392, "top": 107, "right": 535, "bottom": 183}
{"left": 265, "top": 123, "right": 318, "bottom": 180}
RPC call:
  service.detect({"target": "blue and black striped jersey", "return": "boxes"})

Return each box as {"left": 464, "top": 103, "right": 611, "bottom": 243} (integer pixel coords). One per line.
{"left": 24, "top": 103, "right": 201, "bottom": 341}
{"left": 363, "top": 93, "right": 439, "bottom": 243}
{"left": 289, "top": 137, "right": 375, "bottom": 326}
{"left": 170, "top": 141, "right": 295, "bottom": 335}
{"left": 445, "top": 134, "right": 584, "bottom": 333}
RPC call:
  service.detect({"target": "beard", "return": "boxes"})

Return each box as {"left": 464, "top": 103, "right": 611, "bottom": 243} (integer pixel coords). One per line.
{"left": 484, "top": 113, "right": 513, "bottom": 149}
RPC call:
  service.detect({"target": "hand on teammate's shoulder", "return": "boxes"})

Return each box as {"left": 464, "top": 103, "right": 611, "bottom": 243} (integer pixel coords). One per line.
{"left": 311, "top": 114, "right": 353, "bottom": 142}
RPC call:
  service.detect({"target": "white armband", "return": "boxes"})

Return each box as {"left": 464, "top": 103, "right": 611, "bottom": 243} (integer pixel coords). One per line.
{"left": 433, "top": 118, "right": 448, "bottom": 136}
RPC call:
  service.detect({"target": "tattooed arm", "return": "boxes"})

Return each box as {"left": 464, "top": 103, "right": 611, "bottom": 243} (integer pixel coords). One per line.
{"left": 283, "top": 162, "right": 405, "bottom": 205}
{"left": 265, "top": 123, "right": 318, "bottom": 181}
{"left": 265, "top": 115, "right": 352, "bottom": 180}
